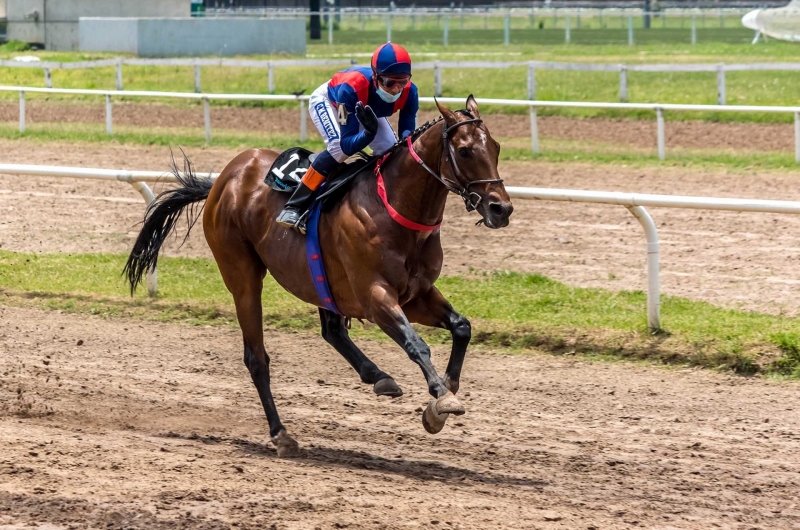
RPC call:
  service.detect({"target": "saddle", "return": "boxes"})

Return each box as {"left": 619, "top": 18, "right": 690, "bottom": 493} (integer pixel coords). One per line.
{"left": 265, "top": 147, "right": 377, "bottom": 212}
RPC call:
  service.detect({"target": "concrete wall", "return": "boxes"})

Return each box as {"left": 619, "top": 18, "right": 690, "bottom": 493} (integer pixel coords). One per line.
{"left": 80, "top": 17, "right": 306, "bottom": 57}
{"left": 7, "top": 0, "right": 189, "bottom": 50}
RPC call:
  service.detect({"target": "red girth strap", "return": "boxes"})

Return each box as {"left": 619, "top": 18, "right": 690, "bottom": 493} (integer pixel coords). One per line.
{"left": 375, "top": 154, "right": 441, "bottom": 232}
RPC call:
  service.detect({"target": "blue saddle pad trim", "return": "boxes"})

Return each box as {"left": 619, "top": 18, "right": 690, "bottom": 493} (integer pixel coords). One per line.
{"left": 306, "top": 199, "right": 341, "bottom": 314}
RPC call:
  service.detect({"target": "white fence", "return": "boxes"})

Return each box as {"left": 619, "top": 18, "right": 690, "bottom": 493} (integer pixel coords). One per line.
{"left": 3, "top": 57, "right": 800, "bottom": 105}
{"left": 200, "top": 7, "right": 759, "bottom": 46}
{"left": 3, "top": 86, "right": 800, "bottom": 164}
{"left": 3, "top": 162, "right": 800, "bottom": 331}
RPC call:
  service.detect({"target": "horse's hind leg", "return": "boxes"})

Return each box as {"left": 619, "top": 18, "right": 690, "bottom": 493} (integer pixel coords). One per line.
{"left": 319, "top": 309, "right": 402, "bottom": 397}
{"left": 212, "top": 240, "right": 299, "bottom": 458}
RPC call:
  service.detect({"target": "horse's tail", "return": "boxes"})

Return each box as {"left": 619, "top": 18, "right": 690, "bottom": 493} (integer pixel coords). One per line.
{"left": 123, "top": 153, "right": 213, "bottom": 295}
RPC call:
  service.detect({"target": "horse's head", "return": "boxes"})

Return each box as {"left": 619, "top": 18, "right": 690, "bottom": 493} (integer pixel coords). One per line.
{"left": 436, "top": 95, "right": 513, "bottom": 229}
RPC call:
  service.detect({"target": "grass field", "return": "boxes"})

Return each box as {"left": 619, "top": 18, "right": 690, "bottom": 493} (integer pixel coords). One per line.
{"left": 1, "top": 249, "right": 798, "bottom": 377}
{"left": 1, "top": 40, "right": 799, "bottom": 123}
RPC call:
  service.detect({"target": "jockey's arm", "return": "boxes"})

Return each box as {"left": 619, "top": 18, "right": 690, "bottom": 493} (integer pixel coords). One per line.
{"left": 397, "top": 84, "right": 419, "bottom": 139}
{"left": 335, "top": 88, "right": 376, "bottom": 157}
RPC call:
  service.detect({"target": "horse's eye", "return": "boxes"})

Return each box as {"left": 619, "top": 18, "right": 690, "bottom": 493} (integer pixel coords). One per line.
{"left": 458, "top": 147, "right": 470, "bottom": 158}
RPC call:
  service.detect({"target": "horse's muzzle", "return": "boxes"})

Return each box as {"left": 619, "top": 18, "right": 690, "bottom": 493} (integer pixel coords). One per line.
{"left": 482, "top": 200, "right": 514, "bottom": 229}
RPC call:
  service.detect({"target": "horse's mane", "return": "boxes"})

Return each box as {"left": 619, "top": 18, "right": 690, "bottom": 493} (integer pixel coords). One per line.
{"left": 349, "top": 108, "right": 476, "bottom": 173}
{"left": 387, "top": 108, "right": 476, "bottom": 156}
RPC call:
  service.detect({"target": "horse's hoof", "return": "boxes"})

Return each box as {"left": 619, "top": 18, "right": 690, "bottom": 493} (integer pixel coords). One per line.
{"left": 435, "top": 391, "right": 465, "bottom": 416}
{"left": 374, "top": 377, "right": 403, "bottom": 398}
{"left": 271, "top": 430, "right": 300, "bottom": 458}
{"left": 422, "top": 400, "right": 449, "bottom": 434}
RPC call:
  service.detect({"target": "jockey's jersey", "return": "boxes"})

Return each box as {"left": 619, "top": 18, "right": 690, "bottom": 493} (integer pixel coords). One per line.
{"left": 327, "top": 66, "right": 419, "bottom": 142}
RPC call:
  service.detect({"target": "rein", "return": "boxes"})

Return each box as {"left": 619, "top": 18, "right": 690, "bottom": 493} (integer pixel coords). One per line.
{"left": 374, "top": 111, "right": 504, "bottom": 232}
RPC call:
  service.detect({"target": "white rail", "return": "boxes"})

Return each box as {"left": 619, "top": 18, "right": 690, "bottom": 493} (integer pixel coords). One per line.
{"left": 2, "top": 86, "right": 799, "bottom": 164}
{"left": 3, "top": 57, "right": 798, "bottom": 103}
{"left": 3, "top": 162, "right": 800, "bottom": 331}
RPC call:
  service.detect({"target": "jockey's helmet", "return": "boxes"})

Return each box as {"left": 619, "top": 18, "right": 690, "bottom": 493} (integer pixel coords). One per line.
{"left": 371, "top": 42, "right": 412, "bottom": 78}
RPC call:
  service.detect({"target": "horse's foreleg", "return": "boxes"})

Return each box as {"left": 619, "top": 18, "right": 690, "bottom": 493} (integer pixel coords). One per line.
{"left": 367, "top": 284, "right": 464, "bottom": 434}
{"left": 214, "top": 242, "right": 299, "bottom": 458}
{"left": 319, "top": 309, "right": 403, "bottom": 397}
{"left": 403, "top": 287, "right": 471, "bottom": 396}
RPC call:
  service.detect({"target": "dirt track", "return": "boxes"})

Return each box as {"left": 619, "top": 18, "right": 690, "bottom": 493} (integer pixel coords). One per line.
{"left": 2, "top": 304, "right": 800, "bottom": 529}
{"left": 2, "top": 135, "right": 800, "bottom": 528}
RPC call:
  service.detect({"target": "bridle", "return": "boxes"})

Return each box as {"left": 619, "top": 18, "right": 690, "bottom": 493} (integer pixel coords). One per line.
{"left": 406, "top": 112, "right": 504, "bottom": 213}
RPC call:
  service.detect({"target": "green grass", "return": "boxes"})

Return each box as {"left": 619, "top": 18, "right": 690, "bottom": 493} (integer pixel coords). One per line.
{"left": 1, "top": 249, "right": 799, "bottom": 377}
{"left": 1, "top": 40, "right": 799, "bottom": 123}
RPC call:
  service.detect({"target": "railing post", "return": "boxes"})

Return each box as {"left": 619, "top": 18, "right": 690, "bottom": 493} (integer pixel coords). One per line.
{"left": 529, "top": 106, "right": 539, "bottom": 154}
{"left": 19, "top": 91, "right": 25, "bottom": 133}
{"left": 328, "top": 10, "right": 334, "bottom": 45}
{"left": 443, "top": 15, "right": 449, "bottom": 46}
{"left": 434, "top": 61, "right": 442, "bottom": 97}
{"left": 44, "top": 68, "right": 52, "bottom": 89}
{"left": 627, "top": 15, "right": 634, "bottom": 46}
{"left": 105, "top": 95, "right": 113, "bottom": 135}
{"left": 130, "top": 182, "right": 158, "bottom": 297}
{"left": 626, "top": 205, "right": 661, "bottom": 332}
{"left": 527, "top": 62, "right": 536, "bottom": 100}
{"left": 504, "top": 12, "right": 510, "bottom": 46}
{"left": 619, "top": 65, "right": 628, "bottom": 103}
{"left": 268, "top": 61, "right": 275, "bottom": 94}
{"left": 387, "top": 13, "right": 392, "bottom": 42}
{"left": 691, "top": 14, "right": 697, "bottom": 44}
{"left": 795, "top": 111, "right": 800, "bottom": 164}
{"left": 716, "top": 63, "right": 726, "bottom": 105}
{"left": 116, "top": 59, "right": 124, "bottom": 91}
{"left": 565, "top": 14, "right": 571, "bottom": 43}
{"left": 203, "top": 97, "right": 211, "bottom": 143}
{"left": 656, "top": 107, "right": 665, "bottom": 161}
{"left": 194, "top": 65, "right": 202, "bottom": 93}
{"left": 299, "top": 99, "right": 308, "bottom": 142}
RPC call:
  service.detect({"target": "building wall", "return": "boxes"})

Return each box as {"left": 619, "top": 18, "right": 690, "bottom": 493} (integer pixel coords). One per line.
{"left": 79, "top": 17, "right": 306, "bottom": 56}
{"left": 7, "top": 0, "right": 190, "bottom": 49}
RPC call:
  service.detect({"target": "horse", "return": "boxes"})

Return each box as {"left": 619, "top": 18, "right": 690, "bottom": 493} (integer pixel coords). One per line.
{"left": 124, "top": 96, "right": 514, "bottom": 458}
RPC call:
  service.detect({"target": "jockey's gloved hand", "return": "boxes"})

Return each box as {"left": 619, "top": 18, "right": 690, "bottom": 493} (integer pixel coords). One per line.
{"left": 401, "top": 130, "right": 412, "bottom": 140}
{"left": 355, "top": 102, "right": 379, "bottom": 136}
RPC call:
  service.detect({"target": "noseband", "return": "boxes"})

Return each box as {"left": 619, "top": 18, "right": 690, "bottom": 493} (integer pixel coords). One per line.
{"left": 407, "top": 114, "right": 504, "bottom": 212}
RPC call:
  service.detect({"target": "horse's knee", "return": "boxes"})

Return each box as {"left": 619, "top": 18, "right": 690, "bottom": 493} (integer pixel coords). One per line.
{"left": 451, "top": 315, "right": 471, "bottom": 343}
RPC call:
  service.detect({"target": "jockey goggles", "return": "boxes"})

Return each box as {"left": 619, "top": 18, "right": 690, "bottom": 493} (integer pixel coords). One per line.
{"left": 377, "top": 74, "right": 411, "bottom": 89}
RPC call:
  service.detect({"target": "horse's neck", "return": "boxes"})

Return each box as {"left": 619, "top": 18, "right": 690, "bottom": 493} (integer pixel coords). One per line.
{"left": 383, "top": 124, "right": 450, "bottom": 227}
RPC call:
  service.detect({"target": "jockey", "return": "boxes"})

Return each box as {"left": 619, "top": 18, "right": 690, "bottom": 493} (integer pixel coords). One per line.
{"left": 276, "top": 42, "right": 419, "bottom": 233}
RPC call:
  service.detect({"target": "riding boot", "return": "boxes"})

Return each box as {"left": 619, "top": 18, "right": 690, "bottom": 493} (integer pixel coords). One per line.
{"left": 275, "top": 166, "right": 326, "bottom": 234}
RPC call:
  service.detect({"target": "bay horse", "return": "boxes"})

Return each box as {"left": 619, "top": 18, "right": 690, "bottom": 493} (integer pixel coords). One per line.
{"left": 125, "top": 96, "right": 513, "bottom": 457}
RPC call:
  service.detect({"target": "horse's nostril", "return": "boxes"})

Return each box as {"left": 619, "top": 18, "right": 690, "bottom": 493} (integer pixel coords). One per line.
{"left": 489, "top": 202, "right": 505, "bottom": 217}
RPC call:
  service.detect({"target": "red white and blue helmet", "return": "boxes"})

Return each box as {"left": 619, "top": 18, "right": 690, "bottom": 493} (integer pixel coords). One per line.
{"left": 371, "top": 42, "right": 412, "bottom": 77}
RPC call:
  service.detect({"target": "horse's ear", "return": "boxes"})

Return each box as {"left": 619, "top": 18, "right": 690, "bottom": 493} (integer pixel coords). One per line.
{"left": 466, "top": 94, "right": 480, "bottom": 119}
{"left": 435, "top": 98, "right": 457, "bottom": 127}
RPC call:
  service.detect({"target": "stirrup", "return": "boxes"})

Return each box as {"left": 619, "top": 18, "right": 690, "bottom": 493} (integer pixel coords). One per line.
{"left": 294, "top": 210, "right": 309, "bottom": 235}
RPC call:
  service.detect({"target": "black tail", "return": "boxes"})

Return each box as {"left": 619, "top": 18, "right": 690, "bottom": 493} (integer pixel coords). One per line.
{"left": 124, "top": 153, "right": 214, "bottom": 294}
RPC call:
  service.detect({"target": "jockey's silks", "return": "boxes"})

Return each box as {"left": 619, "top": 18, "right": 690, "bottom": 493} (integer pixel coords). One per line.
{"left": 326, "top": 67, "right": 419, "bottom": 156}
